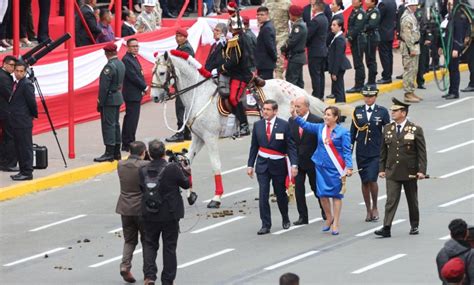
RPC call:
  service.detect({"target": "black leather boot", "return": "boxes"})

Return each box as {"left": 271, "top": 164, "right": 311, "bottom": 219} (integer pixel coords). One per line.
{"left": 374, "top": 226, "right": 391, "bottom": 238}
{"left": 232, "top": 102, "right": 250, "bottom": 137}
{"left": 114, "top": 144, "right": 122, "bottom": 160}
{"left": 94, "top": 145, "right": 115, "bottom": 162}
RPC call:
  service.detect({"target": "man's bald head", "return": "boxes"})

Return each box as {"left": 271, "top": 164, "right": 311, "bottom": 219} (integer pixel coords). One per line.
{"left": 294, "top": 96, "right": 310, "bottom": 116}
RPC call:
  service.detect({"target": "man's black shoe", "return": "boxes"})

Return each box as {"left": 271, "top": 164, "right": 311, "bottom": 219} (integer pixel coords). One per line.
{"left": 184, "top": 133, "right": 192, "bottom": 141}
{"left": 293, "top": 218, "right": 308, "bottom": 225}
{"left": 374, "top": 227, "right": 391, "bottom": 238}
{"left": 445, "top": 94, "right": 459, "bottom": 100}
{"left": 441, "top": 94, "right": 450, "bottom": 98}
{"left": 165, "top": 133, "right": 184, "bottom": 143}
{"left": 417, "top": 85, "right": 426, "bottom": 89}
{"left": 326, "top": 94, "right": 335, "bottom": 99}
{"left": 395, "top": 74, "right": 403, "bottom": 80}
{"left": 409, "top": 227, "right": 419, "bottom": 235}
{"left": 1, "top": 166, "right": 19, "bottom": 172}
{"left": 11, "top": 174, "right": 33, "bottom": 181}
{"left": 461, "top": 86, "right": 474, "bottom": 92}
{"left": 121, "top": 145, "right": 129, "bottom": 152}
{"left": 257, "top": 227, "right": 270, "bottom": 235}
{"left": 346, "top": 87, "right": 363, "bottom": 93}
{"left": 283, "top": 220, "right": 291, "bottom": 229}
{"left": 376, "top": 78, "right": 392, "bottom": 84}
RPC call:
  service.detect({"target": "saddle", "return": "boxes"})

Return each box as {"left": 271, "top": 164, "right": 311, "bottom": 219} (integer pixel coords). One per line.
{"left": 217, "top": 85, "right": 266, "bottom": 117}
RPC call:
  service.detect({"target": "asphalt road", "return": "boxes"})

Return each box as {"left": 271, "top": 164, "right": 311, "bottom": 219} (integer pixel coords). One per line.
{"left": 1, "top": 76, "right": 473, "bottom": 285}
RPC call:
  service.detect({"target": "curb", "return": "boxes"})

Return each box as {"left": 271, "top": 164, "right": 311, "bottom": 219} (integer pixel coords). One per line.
{"left": 0, "top": 64, "right": 468, "bottom": 201}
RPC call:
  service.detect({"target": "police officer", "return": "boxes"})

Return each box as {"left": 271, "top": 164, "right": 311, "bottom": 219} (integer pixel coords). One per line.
{"left": 365, "top": 0, "right": 381, "bottom": 87}
{"left": 281, "top": 5, "right": 307, "bottom": 88}
{"left": 350, "top": 85, "right": 390, "bottom": 222}
{"left": 94, "top": 43, "right": 126, "bottom": 163}
{"left": 375, "top": 97, "right": 427, "bottom": 238}
{"left": 347, "top": 0, "right": 367, "bottom": 93}
{"left": 376, "top": 0, "right": 397, "bottom": 84}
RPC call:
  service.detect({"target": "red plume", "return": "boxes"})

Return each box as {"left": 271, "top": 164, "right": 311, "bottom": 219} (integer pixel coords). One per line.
{"left": 153, "top": 51, "right": 159, "bottom": 58}
{"left": 170, "top": 49, "right": 190, "bottom": 60}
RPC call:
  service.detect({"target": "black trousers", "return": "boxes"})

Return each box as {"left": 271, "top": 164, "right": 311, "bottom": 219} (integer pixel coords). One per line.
{"left": 13, "top": 127, "right": 33, "bottom": 176}
{"left": 331, "top": 71, "right": 346, "bottom": 103}
{"left": 0, "top": 0, "right": 12, "bottom": 39}
{"left": 143, "top": 219, "right": 179, "bottom": 285}
{"left": 308, "top": 56, "right": 326, "bottom": 99}
{"left": 100, "top": 106, "right": 121, "bottom": 146}
{"left": 0, "top": 117, "right": 17, "bottom": 167}
{"left": 19, "top": 0, "right": 32, "bottom": 38}
{"left": 294, "top": 166, "right": 324, "bottom": 220}
{"left": 120, "top": 215, "right": 145, "bottom": 271}
{"left": 350, "top": 39, "right": 365, "bottom": 88}
{"left": 365, "top": 40, "right": 378, "bottom": 85}
{"left": 257, "top": 172, "right": 289, "bottom": 229}
{"left": 258, "top": 69, "right": 274, "bottom": 80}
{"left": 465, "top": 44, "right": 474, "bottom": 87}
{"left": 378, "top": 40, "right": 393, "bottom": 80}
{"left": 175, "top": 97, "right": 190, "bottom": 137}
{"left": 417, "top": 41, "right": 430, "bottom": 86}
{"left": 37, "top": 0, "right": 50, "bottom": 43}
{"left": 122, "top": 101, "right": 141, "bottom": 148}
{"left": 448, "top": 56, "right": 460, "bottom": 96}
{"left": 286, "top": 61, "right": 304, "bottom": 88}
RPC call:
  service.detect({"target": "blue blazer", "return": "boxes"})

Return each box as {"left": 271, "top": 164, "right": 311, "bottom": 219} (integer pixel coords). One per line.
{"left": 248, "top": 117, "right": 297, "bottom": 175}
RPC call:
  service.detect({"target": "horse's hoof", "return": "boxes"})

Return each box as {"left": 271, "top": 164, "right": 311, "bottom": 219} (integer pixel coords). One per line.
{"left": 207, "top": 200, "right": 221, "bottom": 209}
{"left": 188, "top": 192, "right": 198, "bottom": 205}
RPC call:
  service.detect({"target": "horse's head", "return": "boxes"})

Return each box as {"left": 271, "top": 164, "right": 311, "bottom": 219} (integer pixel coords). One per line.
{"left": 150, "top": 51, "right": 179, "bottom": 103}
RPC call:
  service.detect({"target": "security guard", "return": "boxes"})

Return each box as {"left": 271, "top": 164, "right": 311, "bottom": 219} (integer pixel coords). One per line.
{"left": 350, "top": 85, "right": 390, "bottom": 222}
{"left": 94, "top": 43, "right": 126, "bottom": 163}
{"left": 375, "top": 97, "right": 427, "bottom": 238}
{"left": 281, "top": 5, "right": 307, "bottom": 88}
{"left": 365, "top": 0, "right": 381, "bottom": 87}
{"left": 347, "top": 0, "right": 367, "bottom": 93}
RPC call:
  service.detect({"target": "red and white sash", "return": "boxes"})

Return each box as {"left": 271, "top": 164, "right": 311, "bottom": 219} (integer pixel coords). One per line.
{"left": 322, "top": 125, "right": 346, "bottom": 176}
{"left": 258, "top": 147, "right": 293, "bottom": 187}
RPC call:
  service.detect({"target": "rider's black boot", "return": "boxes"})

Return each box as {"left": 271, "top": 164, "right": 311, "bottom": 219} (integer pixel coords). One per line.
{"left": 233, "top": 102, "right": 250, "bottom": 137}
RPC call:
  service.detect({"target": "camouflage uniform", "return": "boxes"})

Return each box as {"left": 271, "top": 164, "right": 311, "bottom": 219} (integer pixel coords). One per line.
{"left": 400, "top": 8, "right": 420, "bottom": 101}
{"left": 135, "top": 7, "right": 162, "bottom": 33}
{"left": 264, "top": 0, "right": 291, "bottom": 79}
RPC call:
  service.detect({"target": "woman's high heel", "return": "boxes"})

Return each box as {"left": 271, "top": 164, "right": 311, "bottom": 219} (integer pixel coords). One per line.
{"left": 322, "top": 219, "right": 334, "bottom": 232}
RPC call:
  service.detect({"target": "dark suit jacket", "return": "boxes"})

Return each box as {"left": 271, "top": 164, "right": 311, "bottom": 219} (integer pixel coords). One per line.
{"left": 121, "top": 23, "right": 136, "bottom": 37}
{"left": 140, "top": 159, "right": 190, "bottom": 222}
{"left": 116, "top": 155, "right": 150, "bottom": 216}
{"left": 326, "top": 12, "right": 344, "bottom": 46}
{"left": 248, "top": 117, "right": 297, "bottom": 175}
{"left": 0, "top": 68, "right": 13, "bottom": 119}
{"left": 205, "top": 40, "right": 226, "bottom": 71}
{"left": 379, "top": 0, "right": 397, "bottom": 41}
{"left": 122, "top": 52, "right": 147, "bottom": 102}
{"left": 255, "top": 20, "right": 277, "bottom": 70}
{"left": 75, "top": 5, "right": 101, "bottom": 47}
{"left": 288, "top": 113, "right": 323, "bottom": 170}
{"left": 8, "top": 77, "right": 37, "bottom": 129}
{"left": 303, "top": 3, "right": 332, "bottom": 26}
{"left": 328, "top": 34, "right": 351, "bottom": 74}
{"left": 306, "top": 13, "right": 328, "bottom": 58}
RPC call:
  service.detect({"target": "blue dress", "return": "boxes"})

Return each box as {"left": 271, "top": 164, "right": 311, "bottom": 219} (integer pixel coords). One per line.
{"left": 295, "top": 117, "right": 353, "bottom": 199}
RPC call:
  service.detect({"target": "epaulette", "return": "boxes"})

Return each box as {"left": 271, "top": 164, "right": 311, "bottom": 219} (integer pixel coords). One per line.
{"left": 225, "top": 36, "right": 241, "bottom": 59}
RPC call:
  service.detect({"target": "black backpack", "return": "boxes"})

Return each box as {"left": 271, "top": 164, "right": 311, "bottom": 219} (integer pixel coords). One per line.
{"left": 141, "top": 163, "right": 168, "bottom": 213}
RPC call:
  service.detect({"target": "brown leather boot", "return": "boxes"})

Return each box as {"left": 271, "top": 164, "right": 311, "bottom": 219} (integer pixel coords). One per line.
{"left": 120, "top": 270, "right": 136, "bottom": 283}
{"left": 404, "top": 93, "right": 420, "bottom": 103}
{"left": 411, "top": 93, "right": 424, "bottom": 101}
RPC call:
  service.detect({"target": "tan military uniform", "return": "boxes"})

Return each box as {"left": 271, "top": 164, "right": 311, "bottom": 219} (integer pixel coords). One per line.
{"left": 135, "top": 6, "right": 162, "bottom": 33}
{"left": 379, "top": 121, "right": 427, "bottom": 229}
{"left": 400, "top": 9, "right": 420, "bottom": 96}
{"left": 264, "top": 0, "right": 291, "bottom": 79}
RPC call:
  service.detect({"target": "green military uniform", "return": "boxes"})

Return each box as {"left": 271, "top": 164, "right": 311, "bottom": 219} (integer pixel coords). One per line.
{"left": 347, "top": 6, "right": 367, "bottom": 91}
{"left": 281, "top": 18, "right": 307, "bottom": 88}
{"left": 364, "top": 7, "right": 380, "bottom": 85}
{"left": 400, "top": 8, "right": 420, "bottom": 98}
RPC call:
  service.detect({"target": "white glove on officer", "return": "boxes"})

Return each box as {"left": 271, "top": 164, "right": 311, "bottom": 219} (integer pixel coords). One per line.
{"left": 211, "top": 69, "right": 218, "bottom": 77}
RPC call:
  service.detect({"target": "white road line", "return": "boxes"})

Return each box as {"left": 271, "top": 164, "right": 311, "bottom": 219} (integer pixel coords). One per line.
{"left": 191, "top": 216, "right": 246, "bottom": 234}
{"left": 436, "top": 118, "right": 474, "bottom": 131}
{"left": 305, "top": 192, "right": 315, "bottom": 197}
{"left": 440, "top": 166, "right": 474, "bottom": 179}
{"left": 221, "top": 165, "right": 247, "bottom": 175}
{"left": 264, "top": 251, "right": 319, "bottom": 270}
{"left": 202, "top": 187, "right": 253, "bottom": 203}
{"left": 436, "top": 97, "right": 473, "bottom": 109}
{"left": 439, "top": 235, "right": 450, "bottom": 240}
{"left": 437, "top": 140, "right": 474, "bottom": 153}
{"left": 351, "top": 254, "right": 406, "bottom": 274}
{"left": 89, "top": 248, "right": 142, "bottom": 268}
{"left": 177, "top": 248, "right": 234, "bottom": 269}
{"left": 358, "top": 195, "right": 387, "bottom": 205}
{"left": 272, "top": 218, "right": 323, "bottom": 235}
{"left": 29, "top": 214, "right": 87, "bottom": 232}
{"left": 355, "top": 219, "right": 406, "bottom": 237}
{"left": 3, "top": 247, "right": 65, "bottom": 266}
{"left": 108, "top": 227, "right": 122, "bottom": 233}
{"left": 438, "top": 194, "right": 474, "bottom": 208}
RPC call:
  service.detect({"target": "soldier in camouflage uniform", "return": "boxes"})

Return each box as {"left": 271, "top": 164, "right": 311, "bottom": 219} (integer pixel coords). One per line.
{"left": 94, "top": 43, "right": 126, "bottom": 162}
{"left": 264, "top": 0, "right": 291, "bottom": 79}
{"left": 399, "top": 0, "right": 420, "bottom": 103}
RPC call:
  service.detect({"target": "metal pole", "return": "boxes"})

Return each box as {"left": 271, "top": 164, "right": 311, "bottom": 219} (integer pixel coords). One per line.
{"left": 13, "top": 0, "right": 20, "bottom": 56}
{"left": 115, "top": 0, "right": 122, "bottom": 37}
{"left": 66, "top": 0, "right": 75, "bottom": 159}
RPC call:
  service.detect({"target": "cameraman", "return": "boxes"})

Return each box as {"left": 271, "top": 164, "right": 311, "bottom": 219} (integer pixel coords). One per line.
{"left": 140, "top": 139, "right": 190, "bottom": 285}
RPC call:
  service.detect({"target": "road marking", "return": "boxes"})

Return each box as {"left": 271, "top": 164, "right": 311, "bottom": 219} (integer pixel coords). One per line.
{"left": 358, "top": 195, "right": 387, "bottom": 205}
{"left": 305, "top": 192, "right": 314, "bottom": 197}
{"left": 355, "top": 219, "right": 406, "bottom": 237}
{"left": 177, "top": 248, "right": 235, "bottom": 269}
{"left": 437, "top": 140, "right": 474, "bottom": 153}
{"left": 108, "top": 227, "right": 122, "bottom": 233}
{"left": 89, "top": 248, "right": 142, "bottom": 268}
{"left": 221, "top": 165, "right": 247, "bottom": 175}
{"left": 29, "top": 214, "right": 87, "bottom": 232}
{"left": 440, "top": 166, "right": 474, "bottom": 179}
{"left": 439, "top": 235, "right": 450, "bottom": 240}
{"left": 436, "top": 97, "right": 473, "bottom": 109}
{"left": 272, "top": 218, "right": 323, "bottom": 235}
{"left": 351, "top": 254, "right": 406, "bottom": 274}
{"left": 3, "top": 247, "right": 65, "bottom": 266}
{"left": 191, "top": 216, "right": 246, "bottom": 234}
{"left": 264, "top": 251, "right": 319, "bottom": 270}
{"left": 436, "top": 118, "right": 474, "bottom": 131}
{"left": 202, "top": 187, "right": 253, "bottom": 203}
{"left": 438, "top": 194, "right": 474, "bottom": 208}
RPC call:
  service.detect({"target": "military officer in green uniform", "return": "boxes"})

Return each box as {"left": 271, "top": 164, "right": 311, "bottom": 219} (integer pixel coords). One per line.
{"left": 281, "top": 5, "right": 307, "bottom": 88}
{"left": 346, "top": 0, "right": 367, "bottom": 93}
{"left": 375, "top": 97, "right": 427, "bottom": 238}
{"left": 364, "top": 0, "right": 381, "bottom": 87}
{"left": 94, "top": 43, "right": 126, "bottom": 163}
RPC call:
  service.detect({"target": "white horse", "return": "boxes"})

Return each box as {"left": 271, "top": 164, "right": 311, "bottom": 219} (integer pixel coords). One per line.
{"left": 151, "top": 50, "right": 328, "bottom": 208}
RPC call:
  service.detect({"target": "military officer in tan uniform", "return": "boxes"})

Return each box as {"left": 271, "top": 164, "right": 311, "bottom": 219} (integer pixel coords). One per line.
{"left": 375, "top": 97, "right": 427, "bottom": 238}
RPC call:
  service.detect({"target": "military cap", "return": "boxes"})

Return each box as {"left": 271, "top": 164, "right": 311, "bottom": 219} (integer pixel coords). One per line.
{"left": 289, "top": 5, "right": 303, "bottom": 17}
{"left": 390, "top": 97, "right": 410, "bottom": 111}
{"left": 176, "top": 27, "right": 188, "bottom": 37}
{"left": 242, "top": 15, "right": 250, "bottom": 25}
{"left": 441, "top": 257, "right": 465, "bottom": 282}
{"left": 405, "top": 0, "right": 418, "bottom": 6}
{"left": 362, "top": 85, "right": 379, "bottom": 96}
{"left": 227, "top": 1, "right": 238, "bottom": 13}
{"left": 143, "top": 0, "right": 156, "bottom": 7}
{"left": 103, "top": 43, "right": 117, "bottom": 52}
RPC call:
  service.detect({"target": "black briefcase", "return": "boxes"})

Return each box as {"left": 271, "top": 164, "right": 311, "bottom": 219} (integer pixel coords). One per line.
{"left": 33, "top": 144, "right": 48, "bottom": 169}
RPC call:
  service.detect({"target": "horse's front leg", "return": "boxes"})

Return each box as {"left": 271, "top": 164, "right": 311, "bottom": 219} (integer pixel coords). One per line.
{"left": 205, "top": 136, "right": 224, "bottom": 209}
{"left": 185, "top": 133, "right": 205, "bottom": 198}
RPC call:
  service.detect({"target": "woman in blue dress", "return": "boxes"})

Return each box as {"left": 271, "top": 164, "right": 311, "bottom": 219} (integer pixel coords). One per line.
{"left": 291, "top": 105, "right": 353, "bottom": 235}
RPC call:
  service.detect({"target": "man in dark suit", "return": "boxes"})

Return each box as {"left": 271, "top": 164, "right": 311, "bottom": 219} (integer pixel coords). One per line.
{"left": 376, "top": 0, "right": 397, "bottom": 84}
{"left": 255, "top": 6, "right": 277, "bottom": 80}
{"left": 375, "top": 97, "right": 427, "bottom": 238}
{"left": 303, "top": 0, "right": 332, "bottom": 25}
{"left": 288, "top": 96, "right": 325, "bottom": 224}
{"left": 205, "top": 23, "right": 227, "bottom": 71}
{"left": 75, "top": 0, "right": 102, "bottom": 47}
{"left": 121, "top": 10, "right": 137, "bottom": 37}
{"left": 141, "top": 140, "right": 190, "bottom": 285}
{"left": 121, "top": 38, "right": 148, "bottom": 152}
{"left": 116, "top": 141, "right": 150, "bottom": 283}
{"left": 247, "top": 99, "right": 298, "bottom": 235}
{"left": 0, "top": 56, "right": 18, "bottom": 172}
{"left": 9, "top": 61, "right": 38, "bottom": 181}
{"left": 306, "top": 1, "right": 328, "bottom": 100}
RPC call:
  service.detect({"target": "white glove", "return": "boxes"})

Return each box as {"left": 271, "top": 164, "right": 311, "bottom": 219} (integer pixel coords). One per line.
{"left": 211, "top": 69, "right": 218, "bottom": 77}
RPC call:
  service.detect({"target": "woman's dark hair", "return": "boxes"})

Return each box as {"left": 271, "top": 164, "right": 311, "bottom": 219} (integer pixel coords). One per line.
{"left": 332, "top": 18, "right": 344, "bottom": 28}
{"left": 324, "top": 106, "right": 341, "bottom": 123}
{"left": 335, "top": 0, "right": 344, "bottom": 9}
{"left": 148, "top": 139, "right": 166, "bottom": 160}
